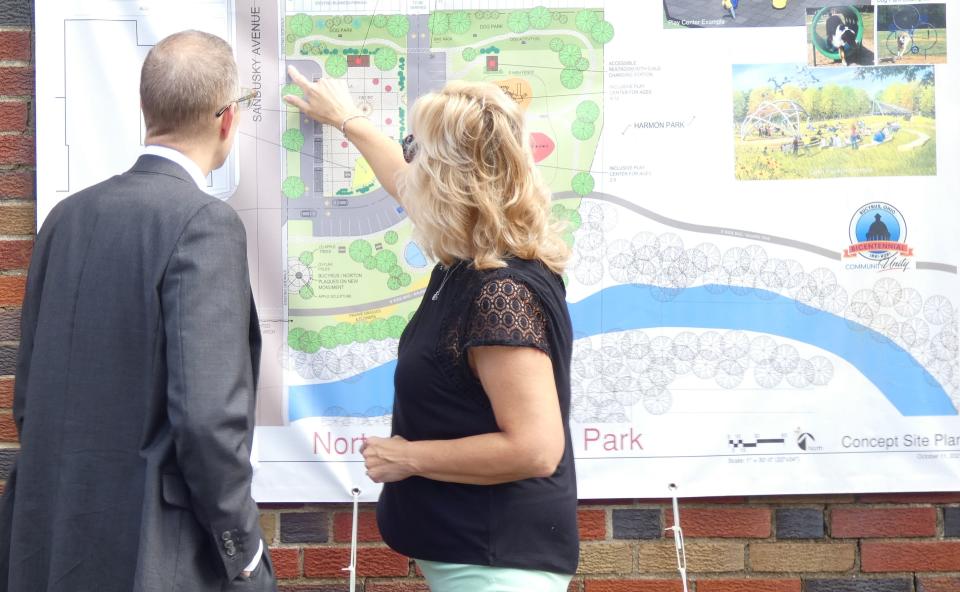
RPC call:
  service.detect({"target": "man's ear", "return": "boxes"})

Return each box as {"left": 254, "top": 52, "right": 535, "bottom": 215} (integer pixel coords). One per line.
{"left": 219, "top": 105, "right": 236, "bottom": 139}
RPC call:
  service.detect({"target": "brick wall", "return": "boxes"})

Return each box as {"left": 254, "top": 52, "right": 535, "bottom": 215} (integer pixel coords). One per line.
{"left": 1, "top": 2, "right": 959, "bottom": 591}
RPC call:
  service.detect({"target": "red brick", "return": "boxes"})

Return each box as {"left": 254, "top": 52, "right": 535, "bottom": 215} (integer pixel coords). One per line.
{"left": 0, "top": 102, "right": 27, "bottom": 132}
{"left": 697, "top": 579, "right": 801, "bottom": 592}
{"left": 0, "top": 135, "right": 33, "bottom": 166}
{"left": 862, "top": 541, "right": 960, "bottom": 572}
{"left": 364, "top": 582, "right": 430, "bottom": 592}
{"left": 584, "top": 580, "right": 683, "bottom": 592}
{"left": 0, "top": 240, "right": 32, "bottom": 271}
{"left": 579, "top": 509, "right": 606, "bottom": 541}
{"left": 857, "top": 492, "right": 960, "bottom": 504}
{"left": 0, "top": 170, "right": 32, "bottom": 199}
{"left": 830, "top": 507, "right": 936, "bottom": 538}
{"left": 0, "top": 411, "right": 16, "bottom": 443}
{"left": 333, "top": 510, "right": 382, "bottom": 543}
{"left": 269, "top": 547, "right": 300, "bottom": 580}
{"left": 0, "top": 67, "right": 33, "bottom": 96}
{"left": 665, "top": 508, "right": 770, "bottom": 538}
{"left": 918, "top": 576, "right": 960, "bottom": 592}
{"left": 0, "top": 378, "right": 13, "bottom": 408}
{"left": 0, "top": 31, "right": 30, "bottom": 62}
{"left": 303, "top": 547, "right": 409, "bottom": 578}
{"left": 0, "top": 276, "right": 26, "bottom": 306}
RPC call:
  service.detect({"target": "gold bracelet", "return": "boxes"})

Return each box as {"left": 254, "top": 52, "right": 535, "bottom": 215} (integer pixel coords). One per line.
{"left": 340, "top": 113, "right": 366, "bottom": 135}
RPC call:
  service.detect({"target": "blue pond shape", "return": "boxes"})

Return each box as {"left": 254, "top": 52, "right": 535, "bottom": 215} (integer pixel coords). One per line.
{"left": 403, "top": 241, "right": 428, "bottom": 268}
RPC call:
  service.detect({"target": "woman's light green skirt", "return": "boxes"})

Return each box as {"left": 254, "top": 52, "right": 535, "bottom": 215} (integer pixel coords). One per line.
{"left": 416, "top": 559, "right": 572, "bottom": 592}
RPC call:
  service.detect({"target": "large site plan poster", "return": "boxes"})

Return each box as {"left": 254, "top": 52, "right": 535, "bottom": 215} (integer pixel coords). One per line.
{"left": 36, "top": 0, "right": 959, "bottom": 501}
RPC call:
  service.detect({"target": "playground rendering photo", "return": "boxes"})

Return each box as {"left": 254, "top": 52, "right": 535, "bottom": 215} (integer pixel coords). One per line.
{"left": 732, "top": 64, "right": 936, "bottom": 180}
{"left": 877, "top": 3, "right": 948, "bottom": 65}
{"left": 806, "top": 5, "right": 875, "bottom": 67}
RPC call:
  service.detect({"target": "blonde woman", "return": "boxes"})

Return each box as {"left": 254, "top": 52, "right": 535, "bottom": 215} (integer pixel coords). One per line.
{"left": 285, "top": 67, "right": 578, "bottom": 591}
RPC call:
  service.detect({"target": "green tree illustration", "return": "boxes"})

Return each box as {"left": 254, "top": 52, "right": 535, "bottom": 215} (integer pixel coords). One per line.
{"left": 576, "top": 100, "right": 601, "bottom": 123}
{"left": 325, "top": 54, "right": 348, "bottom": 78}
{"left": 374, "top": 47, "right": 398, "bottom": 71}
{"left": 560, "top": 67, "right": 584, "bottom": 89}
{"left": 449, "top": 11, "right": 471, "bottom": 34}
{"left": 571, "top": 119, "right": 595, "bottom": 141}
{"left": 507, "top": 11, "right": 530, "bottom": 34}
{"left": 289, "top": 14, "right": 314, "bottom": 39}
{"left": 282, "top": 128, "right": 305, "bottom": 152}
{"left": 428, "top": 12, "right": 449, "bottom": 35}
{"left": 349, "top": 239, "right": 373, "bottom": 263}
{"left": 282, "top": 176, "right": 306, "bottom": 199}
{"left": 529, "top": 6, "right": 551, "bottom": 29}
{"left": 575, "top": 10, "right": 599, "bottom": 33}
{"left": 386, "top": 15, "right": 410, "bottom": 38}
{"left": 571, "top": 171, "right": 595, "bottom": 196}
{"left": 591, "top": 20, "right": 615, "bottom": 45}
{"left": 559, "top": 44, "right": 582, "bottom": 68}
{"left": 384, "top": 230, "right": 399, "bottom": 245}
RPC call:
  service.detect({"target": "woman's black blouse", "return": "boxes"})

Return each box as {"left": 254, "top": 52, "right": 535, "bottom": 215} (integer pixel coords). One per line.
{"left": 376, "top": 257, "right": 579, "bottom": 575}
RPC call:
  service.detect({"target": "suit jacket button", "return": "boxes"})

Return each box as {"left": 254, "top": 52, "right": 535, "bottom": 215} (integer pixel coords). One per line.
{"left": 222, "top": 531, "right": 232, "bottom": 541}
{"left": 225, "top": 540, "right": 236, "bottom": 556}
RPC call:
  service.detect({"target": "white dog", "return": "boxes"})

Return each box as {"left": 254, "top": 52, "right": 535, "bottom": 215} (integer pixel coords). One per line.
{"left": 896, "top": 31, "right": 912, "bottom": 61}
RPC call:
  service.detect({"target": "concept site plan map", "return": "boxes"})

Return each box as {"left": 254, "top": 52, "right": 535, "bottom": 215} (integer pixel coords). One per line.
{"left": 36, "top": 0, "right": 960, "bottom": 501}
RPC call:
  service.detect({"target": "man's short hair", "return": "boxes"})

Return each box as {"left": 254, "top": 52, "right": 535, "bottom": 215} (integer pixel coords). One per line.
{"left": 140, "top": 30, "right": 238, "bottom": 138}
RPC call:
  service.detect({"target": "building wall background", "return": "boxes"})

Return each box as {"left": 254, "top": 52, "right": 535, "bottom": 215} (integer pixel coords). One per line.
{"left": 1, "top": 2, "right": 958, "bottom": 590}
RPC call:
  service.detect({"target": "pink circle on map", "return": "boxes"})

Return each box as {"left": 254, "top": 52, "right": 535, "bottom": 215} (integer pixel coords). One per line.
{"left": 385, "top": 85, "right": 392, "bottom": 92}
{"left": 373, "top": 78, "right": 380, "bottom": 85}
{"left": 386, "top": 118, "right": 392, "bottom": 125}
{"left": 341, "top": 141, "right": 349, "bottom": 148}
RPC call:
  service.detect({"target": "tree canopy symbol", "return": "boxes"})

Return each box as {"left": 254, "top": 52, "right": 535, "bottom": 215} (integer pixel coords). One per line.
{"left": 428, "top": 12, "right": 449, "bottom": 35}
{"left": 576, "top": 100, "right": 600, "bottom": 123}
{"left": 549, "top": 38, "right": 564, "bottom": 52}
{"left": 374, "top": 47, "right": 398, "bottom": 71}
{"left": 325, "top": 54, "right": 348, "bottom": 77}
{"left": 507, "top": 11, "right": 530, "bottom": 34}
{"left": 591, "top": 20, "right": 615, "bottom": 45}
{"left": 575, "top": 57, "right": 590, "bottom": 72}
{"left": 462, "top": 47, "right": 479, "bottom": 61}
{"left": 571, "top": 171, "right": 595, "bottom": 196}
{"left": 349, "top": 239, "right": 373, "bottom": 263}
{"left": 374, "top": 249, "right": 398, "bottom": 274}
{"left": 282, "top": 128, "right": 305, "bottom": 152}
{"left": 384, "top": 230, "right": 399, "bottom": 245}
{"left": 529, "top": 6, "right": 551, "bottom": 29}
{"left": 449, "top": 11, "right": 471, "bottom": 34}
{"left": 283, "top": 176, "right": 306, "bottom": 199}
{"left": 282, "top": 83, "right": 304, "bottom": 99}
{"left": 372, "top": 14, "right": 387, "bottom": 28}
{"left": 289, "top": 14, "right": 313, "bottom": 38}
{"left": 571, "top": 119, "right": 595, "bottom": 141}
{"left": 559, "top": 44, "right": 582, "bottom": 68}
{"left": 560, "top": 67, "right": 584, "bottom": 89}
{"left": 386, "top": 15, "right": 409, "bottom": 38}
{"left": 575, "top": 9, "right": 599, "bottom": 33}
{"left": 299, "top": 251, "right": 314, "bottom": 266}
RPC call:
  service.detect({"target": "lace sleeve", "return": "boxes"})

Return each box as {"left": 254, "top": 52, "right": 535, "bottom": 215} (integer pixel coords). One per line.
{"left": 463, "top": 276, "right": 551, "bottom": 355}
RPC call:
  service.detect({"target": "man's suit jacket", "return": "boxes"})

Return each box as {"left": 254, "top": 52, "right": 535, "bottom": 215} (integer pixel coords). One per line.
{"left": 0, "top": 155, "right": 276, "bottom": 591}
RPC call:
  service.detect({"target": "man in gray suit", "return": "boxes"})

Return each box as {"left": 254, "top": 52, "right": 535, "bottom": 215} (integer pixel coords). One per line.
{"left": 0, "top": 31, "right": 276, "bottom": 591}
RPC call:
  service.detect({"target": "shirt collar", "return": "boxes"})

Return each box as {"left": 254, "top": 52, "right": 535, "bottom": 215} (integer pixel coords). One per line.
{"left": 141, "top": 145, "right": 209, "bottom": 190}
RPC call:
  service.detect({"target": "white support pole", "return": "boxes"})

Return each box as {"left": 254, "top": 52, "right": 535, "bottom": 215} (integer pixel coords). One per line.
{"left": 664, "top": 483, "right": 690, "bottom": 592}
{"left": 342, "top": 487, "right": 361, "bottom": 592}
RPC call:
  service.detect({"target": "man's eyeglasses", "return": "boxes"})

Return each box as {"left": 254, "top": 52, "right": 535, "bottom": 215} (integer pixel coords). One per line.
{"left": 215, "top": 88, "right": 257, "bottom": 118}
{"left": 402, "top": 134, "right": 418, "bottom": 164}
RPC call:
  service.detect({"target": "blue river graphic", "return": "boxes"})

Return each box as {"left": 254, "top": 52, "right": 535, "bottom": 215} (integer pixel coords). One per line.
{"left": 287, "top": 284, "right": 958, "bottom": 421}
